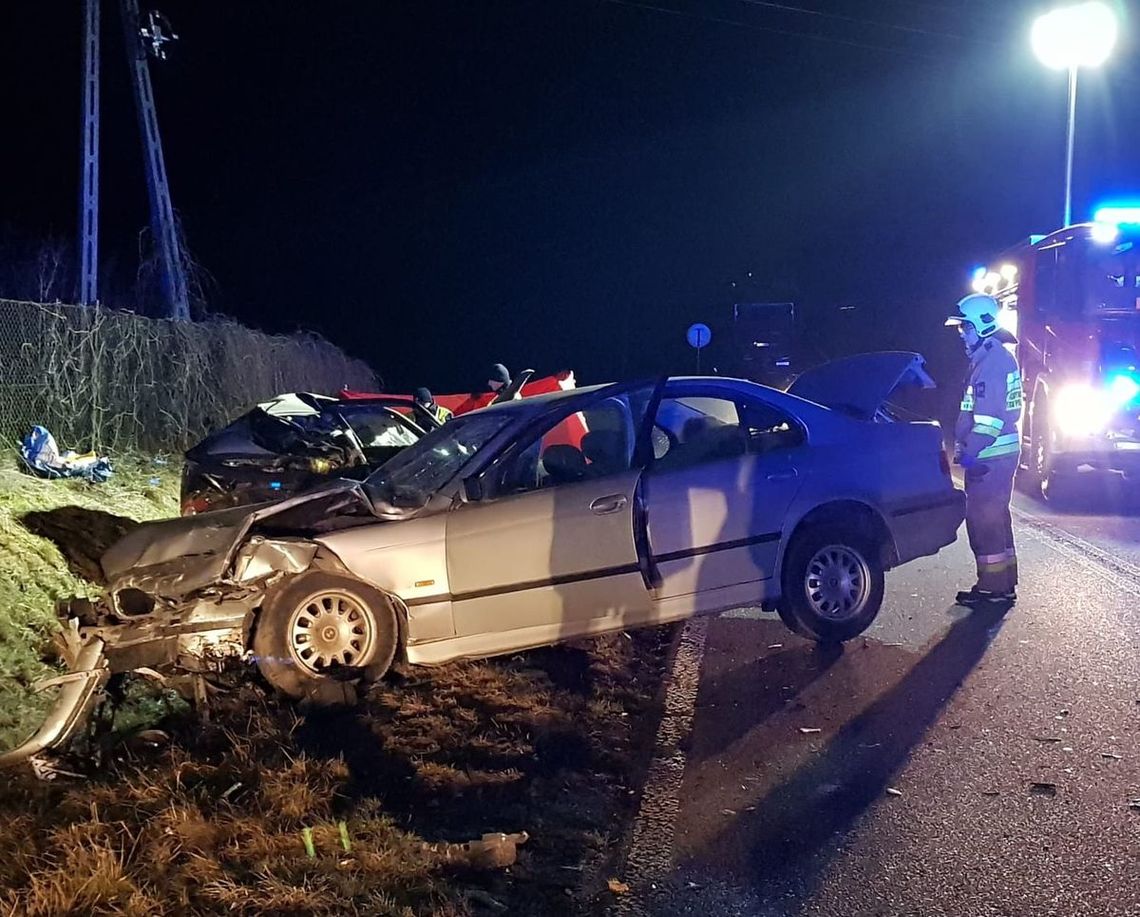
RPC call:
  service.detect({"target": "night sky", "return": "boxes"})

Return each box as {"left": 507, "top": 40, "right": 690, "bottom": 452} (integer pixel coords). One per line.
{"left": 4, "top": 1, "right": 1140, "bottom": 395}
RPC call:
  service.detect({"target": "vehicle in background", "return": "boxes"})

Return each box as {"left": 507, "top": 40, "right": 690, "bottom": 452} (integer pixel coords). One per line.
{"left": 181, "top": 393, "right": 425, "bottom": 515}
{"left": 971, "top": 217, "right": 1140, "bottom": 500}
{"left": 1, "top": 353, "right": 966, "bottom": 769}
{"left": 732, "top": 301, "right": 797, "bottom": 389}
{"left": 340, "top": 369, "right": 578, "bottom": 417}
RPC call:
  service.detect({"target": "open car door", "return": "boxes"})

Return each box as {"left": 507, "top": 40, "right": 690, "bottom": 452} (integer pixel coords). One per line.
{"left": 444, "top": 381, "right": 664, "bottom": 652}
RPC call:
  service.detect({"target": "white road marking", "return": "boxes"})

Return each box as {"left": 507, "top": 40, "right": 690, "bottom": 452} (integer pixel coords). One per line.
{"left": 619, "top": 616, "right": 709, "bottom": 915}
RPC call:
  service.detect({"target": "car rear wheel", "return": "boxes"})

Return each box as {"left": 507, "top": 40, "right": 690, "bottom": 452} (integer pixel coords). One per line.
{"left": 777, "top": 526, "right": 885, "bottom": 643}
{"left": 253, "top": 572, "right": 399, "bottom": 700}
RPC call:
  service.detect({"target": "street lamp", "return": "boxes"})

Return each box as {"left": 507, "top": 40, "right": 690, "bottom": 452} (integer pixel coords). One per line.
{"left": 1031, "top": 1, "right": 1118, "bottom": 227}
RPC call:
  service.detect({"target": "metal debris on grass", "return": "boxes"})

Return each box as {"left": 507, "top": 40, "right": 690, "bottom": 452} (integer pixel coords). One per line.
{"left": 799, "top": 727, "right": 822, "bottom": 735}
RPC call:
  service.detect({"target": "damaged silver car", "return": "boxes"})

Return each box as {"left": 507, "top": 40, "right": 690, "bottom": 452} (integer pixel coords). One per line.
{"left": 2, "top": 357, "right": 965, "bottom": 767}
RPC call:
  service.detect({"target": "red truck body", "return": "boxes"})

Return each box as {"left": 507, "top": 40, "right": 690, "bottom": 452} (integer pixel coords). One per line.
{"left": 974, "top": 222, "right": 1140, "bottom": 496}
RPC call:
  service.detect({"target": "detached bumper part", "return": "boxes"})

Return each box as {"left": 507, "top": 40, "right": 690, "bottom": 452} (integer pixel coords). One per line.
{"left": 0, "top": 638, "right": 110, "bottom": 768}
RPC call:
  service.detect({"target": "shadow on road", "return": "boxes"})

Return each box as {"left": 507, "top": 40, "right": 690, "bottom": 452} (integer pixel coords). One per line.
{"left": 684, "top": 604, "right": 1010, "bottom": 894}
{"left": 690, "top": 620, "right": 843, "bottom": 763}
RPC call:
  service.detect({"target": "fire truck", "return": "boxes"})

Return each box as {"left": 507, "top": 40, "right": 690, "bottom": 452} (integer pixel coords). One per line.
{"left": 973, "top": 214, "right": 1140, "bottom": 500}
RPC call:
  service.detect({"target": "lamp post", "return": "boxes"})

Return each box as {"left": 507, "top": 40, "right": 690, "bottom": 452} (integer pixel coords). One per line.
{"left": 1031, "top": 1, "right": 1118, "bottom": 228}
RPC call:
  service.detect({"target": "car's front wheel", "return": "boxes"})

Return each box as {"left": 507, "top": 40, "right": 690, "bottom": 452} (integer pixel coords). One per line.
{"left": 777, "top": 526, "right": 885, "bottom": 643}
{"left": 252, "top": 572, "right": 399, "bottom": 700}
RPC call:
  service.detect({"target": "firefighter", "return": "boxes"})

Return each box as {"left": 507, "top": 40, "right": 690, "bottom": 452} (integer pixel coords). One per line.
{"left": 413, "top": 387, "right": 452, "bottom": 427}
{"left": 946, "top": 293, "right": 1023, "bottom": 606}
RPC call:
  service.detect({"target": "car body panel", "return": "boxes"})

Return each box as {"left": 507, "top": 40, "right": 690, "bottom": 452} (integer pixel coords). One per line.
{"left": 643, "top": 452, "right": 801, "bottom": 603}
{"left": 445, "top": 468, "right": 651, "bottom": 639}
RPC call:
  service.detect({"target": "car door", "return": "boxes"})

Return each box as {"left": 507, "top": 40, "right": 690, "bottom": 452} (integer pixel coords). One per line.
{"left": 643, "top": 386, "right": 807, "bottom": 610}
{"left": 445, "top": 384, "right": 659, "bottom": 648}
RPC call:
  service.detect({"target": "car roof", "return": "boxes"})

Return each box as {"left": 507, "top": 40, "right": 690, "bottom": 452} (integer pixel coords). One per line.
{"left": 474, "top": 376, "right": 791, "bottom": 417}
{"left": 474, "top": 382, "right": 613, "bottom": 415}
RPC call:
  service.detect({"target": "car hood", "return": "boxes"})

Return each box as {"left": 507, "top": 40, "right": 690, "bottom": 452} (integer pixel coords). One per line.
{"left": 101, "top": 479, "right": 370, "bottom": 597}
{"left": 786, "top": 351, "right": 935, "bottom": 420}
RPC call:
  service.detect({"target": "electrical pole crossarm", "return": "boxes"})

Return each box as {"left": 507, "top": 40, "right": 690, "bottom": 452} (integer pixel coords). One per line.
{"left": 121, "top": 0, "right": 190, "bottom": 321}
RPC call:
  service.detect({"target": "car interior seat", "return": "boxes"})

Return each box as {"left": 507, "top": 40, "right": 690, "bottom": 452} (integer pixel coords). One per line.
{"left": 540, "top": 444, "right": 589, "bottom": 485}
{"left": 581, "top": 430, "right": 627, "bottom": 477}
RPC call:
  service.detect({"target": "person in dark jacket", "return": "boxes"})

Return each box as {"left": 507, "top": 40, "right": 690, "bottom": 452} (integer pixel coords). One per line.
{"left": 413, "top": 387, "right": 452, "bottom": 427}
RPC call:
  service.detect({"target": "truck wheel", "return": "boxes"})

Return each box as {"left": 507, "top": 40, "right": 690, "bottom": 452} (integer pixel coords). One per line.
{"left": 252, "top": 572, "right": 399, "bottom": 700}
{"left": 1033, "top": 412, "right": 1074, "bottom": 505}
{"left": 776, "top": 526, "right": 885, "bottom": 643}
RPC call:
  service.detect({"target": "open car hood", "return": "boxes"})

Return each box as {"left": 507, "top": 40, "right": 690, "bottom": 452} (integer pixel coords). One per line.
{"left": 786, "top": 351, "right": 935, "bottom": 420}
{"left": 101, "top": 479, "right": 370, "bottom": 598}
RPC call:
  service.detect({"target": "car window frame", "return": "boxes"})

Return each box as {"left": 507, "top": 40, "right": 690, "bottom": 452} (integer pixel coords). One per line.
{"left": 648, "top": 383, "right": 808, "bottom": 472}
{"left": 462, "top": 378, "right": 667, "bottom": 503}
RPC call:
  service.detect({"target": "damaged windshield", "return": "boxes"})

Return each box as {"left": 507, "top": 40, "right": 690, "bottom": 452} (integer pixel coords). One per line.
{"left": 364, "top": 412, "right": 511, "bottom": 509}
{"left": 248, "top": 403, "right": 420, "bottom": 456}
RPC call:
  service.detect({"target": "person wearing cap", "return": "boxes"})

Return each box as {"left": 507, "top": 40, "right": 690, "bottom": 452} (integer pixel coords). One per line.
{"left": 413, "top": 387, "right": 452, "bottom": 427}
{"left": 487, "top": 364, "right": 512, "bottom": 394}
{"left": 945, "top": 293, "right": 1023, "bottom": 607}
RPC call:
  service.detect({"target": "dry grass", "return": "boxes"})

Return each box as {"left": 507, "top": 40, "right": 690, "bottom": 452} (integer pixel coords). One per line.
{"left": 0, "top": 449, "right": 672, "bottom": 914}
{"left": 0, "top": 633, "right": 670, "bottom": 916}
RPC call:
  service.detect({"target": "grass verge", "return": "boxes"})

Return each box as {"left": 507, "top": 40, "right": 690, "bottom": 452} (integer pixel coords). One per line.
{"left": 0, "top": 453, "right": 672, "bottom": 914}
{"left": 0, "top": 454, "right": 179, "bottom": 750}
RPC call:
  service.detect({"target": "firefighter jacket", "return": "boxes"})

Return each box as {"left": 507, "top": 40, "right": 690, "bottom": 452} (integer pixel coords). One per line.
{"left": 955, "top": 338, "right": 1022, "bottom": 463}
{"left": 429, "top": 404, "right": 453, "bottom": 425}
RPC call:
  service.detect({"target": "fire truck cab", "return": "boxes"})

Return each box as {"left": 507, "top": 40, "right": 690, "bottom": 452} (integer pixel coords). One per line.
{"left": 974, "top": 220, "right": 1140, "bottom": 500}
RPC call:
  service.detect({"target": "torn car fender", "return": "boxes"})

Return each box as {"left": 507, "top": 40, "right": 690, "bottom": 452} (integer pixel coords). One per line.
{"left": 0, "top": 635, "right": 109, "bottom": 769}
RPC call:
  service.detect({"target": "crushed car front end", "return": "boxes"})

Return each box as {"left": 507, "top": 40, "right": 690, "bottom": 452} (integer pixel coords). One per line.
{"left": 0, "top": 482, "right": 380, "bottom": 769}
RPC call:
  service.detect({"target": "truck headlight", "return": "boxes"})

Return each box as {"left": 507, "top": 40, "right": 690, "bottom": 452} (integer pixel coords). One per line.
{"left": 1053, "top": 384, "right": 1114, "bottom": 436}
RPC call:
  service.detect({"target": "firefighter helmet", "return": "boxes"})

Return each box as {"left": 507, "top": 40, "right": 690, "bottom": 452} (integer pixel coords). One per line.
{"left": 945, "top": 294, "right": 999, "bottom": 337}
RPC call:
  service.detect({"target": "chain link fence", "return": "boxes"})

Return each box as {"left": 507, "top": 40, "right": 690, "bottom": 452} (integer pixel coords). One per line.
{"left": 0, "top": 299, "right": 378, "bottom": 454}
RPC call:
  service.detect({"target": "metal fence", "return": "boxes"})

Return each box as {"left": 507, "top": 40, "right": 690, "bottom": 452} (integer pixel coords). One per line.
{"left": 0, "top": 299, "right": 377, "bottom": 454}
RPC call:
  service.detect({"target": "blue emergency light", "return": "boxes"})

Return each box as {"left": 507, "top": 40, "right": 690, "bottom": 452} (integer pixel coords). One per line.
{"left": 1108, "top": 372, "right": 1140, "bottom": 402}
{"left": 1093, "top": 203, "right": 1140, "bottom": 225}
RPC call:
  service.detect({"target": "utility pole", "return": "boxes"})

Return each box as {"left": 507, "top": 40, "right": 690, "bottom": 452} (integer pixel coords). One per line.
{"left": 78, "top": 0, "right": 100, "bottom": 306}
{"left": 120, "top": 0, "right": 190, "bottom": 320}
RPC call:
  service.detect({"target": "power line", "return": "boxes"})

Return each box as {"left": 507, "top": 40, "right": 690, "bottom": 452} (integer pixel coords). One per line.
{"left": 730, "top": 0, "right": 983, "bottom": 43}
{"left": 595, "top": 0, "right": 956, "bottom": 62}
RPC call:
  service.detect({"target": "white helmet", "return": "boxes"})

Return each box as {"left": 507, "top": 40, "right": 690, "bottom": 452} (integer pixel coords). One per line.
{"left": 945, "top": 294, "right": 999, "bottom": 337}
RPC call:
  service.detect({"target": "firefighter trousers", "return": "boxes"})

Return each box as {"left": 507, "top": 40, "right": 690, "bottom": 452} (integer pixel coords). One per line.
{"left": 964, "top": 457, "right": 1018, "bottom": 594}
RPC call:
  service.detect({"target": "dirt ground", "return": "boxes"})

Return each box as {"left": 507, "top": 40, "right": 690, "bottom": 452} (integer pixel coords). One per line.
{"left": 1, "top": 631, "right": 671, "bottom": 916}
{"left": 0, "top": 454, "right": 673, "bottom": 916}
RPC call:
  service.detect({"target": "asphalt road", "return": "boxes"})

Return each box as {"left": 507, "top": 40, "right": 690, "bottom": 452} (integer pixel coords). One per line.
{"left": 619, "top": 482, "right": 1140, "bottom": 917}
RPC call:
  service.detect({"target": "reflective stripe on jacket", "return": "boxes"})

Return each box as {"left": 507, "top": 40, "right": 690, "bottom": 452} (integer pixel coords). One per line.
{"left": 955, "top": 338, "right": 1022, "bottom": 463}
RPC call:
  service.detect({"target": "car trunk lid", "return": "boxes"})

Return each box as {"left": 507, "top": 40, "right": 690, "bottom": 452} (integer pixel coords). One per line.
{"left": 786, "top": 351, "right": 936, "bottom": 421}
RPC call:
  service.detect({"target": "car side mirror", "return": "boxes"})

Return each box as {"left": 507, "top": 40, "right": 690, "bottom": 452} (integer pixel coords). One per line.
{"left": 463, "top": 476, "right": 484, "bottom": 502}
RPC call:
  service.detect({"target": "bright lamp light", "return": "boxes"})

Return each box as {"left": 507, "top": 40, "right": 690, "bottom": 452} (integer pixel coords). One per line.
{"left": 997, "top": 307, "right": 1019, "bottom": 337}
{"left": 1032, "top": 2, "right": 1118, "bottom": 70}
{"left": 1091, "top": 221, "right": 1121, "bottom": 244}
{"left": 1053, "top": 383, "right": 1114, "bottom": 435}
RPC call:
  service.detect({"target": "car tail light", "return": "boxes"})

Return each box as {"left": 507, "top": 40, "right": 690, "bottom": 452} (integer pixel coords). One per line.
{"left": 939, "top": 449, "right": 951, "bottom": 477}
